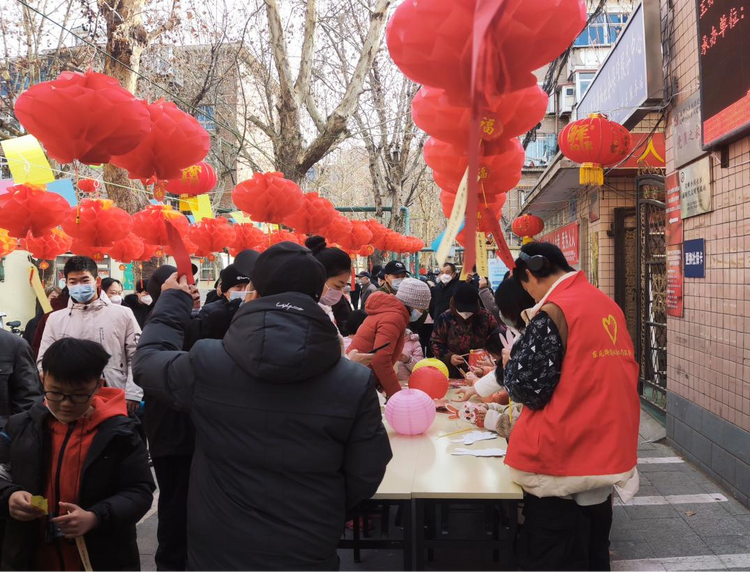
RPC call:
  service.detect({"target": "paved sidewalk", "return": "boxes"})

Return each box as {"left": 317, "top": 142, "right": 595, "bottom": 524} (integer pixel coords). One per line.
{"left": 137, "top": 407, "right": 750, "bottom": 571}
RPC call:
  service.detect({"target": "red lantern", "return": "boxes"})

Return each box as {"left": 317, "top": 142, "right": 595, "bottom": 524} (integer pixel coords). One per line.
{"left": 338, "top": 220, "right": 374, "bottom": 253}
{"left": 164, "top": 162, "right": 217, "bottom": 196}
{"left": 110, "top": 99, "right": 211, "bottom": 181}
{"left": 136, "top": 243, "right": 161, "bottom": 262}
{"left": 61, "top": 199, "right": 133, "bottom": 248}
{"left": 282, "top": 192, "right": 336, "bottom": 235}
{"left": 232, "top": 172, "right": 304, "bottom": 224}
{"left": 440, "top": 191, "right": 505, "bottom": 220}
{"left": 187, "top": 218, "right": 237, "bottom": 257}
{"left": 412, "top": 85, "right": 548, "bottom": 145}
{"left": 131, "top": 204, "right": 190, "bottom": 246}
{"left": 229, "top": 224, "right": 265, "bottom": 256}
{"left": 71, "top": 238, "right": 109, "bottom": 261}
{"left": 558, "top": 114, "right": 632, "bottom": 185}
{"left": 409, "top": 366, "right": 449, "bottom": 399}
{"left": 512, "top": 214, "right": 545, "bottom": 243}
{"left": 0, "top": 184, "right": 70, "bottom": 239}
{"left": 23, "top": 228, "right": 72, "bottom": 261}
{"left": 358, "top": 244, "right": 375, "bottom": 257}
{"left": 0, "top": 229, "right": 17, "bottom": 258}
{"left": 163, "top": 235, "right": 198, "bottom": 257}
{"left": 268, "top": 230, "right": 301, "bottom": 246}
{"left": 78, "top": 179, "right": 101, "bottom": 194}
{"left": 13, "top": 70, "right": 151, "bottom": 165}
{"left": 109, "top": 233, "right": 145, "bottom": 264}
{"left": 365, "top": 220, "right": 389, "bottom": 251}
{"left": 325, "top": 215, "right": 353, "bottom": 246}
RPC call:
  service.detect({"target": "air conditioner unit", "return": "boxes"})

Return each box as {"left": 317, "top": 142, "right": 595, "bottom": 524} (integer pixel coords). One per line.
{"left": 559, "top": 86, "right": 576, "bottom": 115}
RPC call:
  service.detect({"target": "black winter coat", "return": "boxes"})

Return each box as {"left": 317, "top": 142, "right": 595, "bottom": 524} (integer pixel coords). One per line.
{"left": 0, "top": 330, "right": 41, "bottom": 428}
{"left": 0, "top": 401, "right": 155, "bottom": 571}
{"left": 134, "top": 290, "right": 392, "bottom": 571}
{"left": 122, "top": 294, "right": 152, "bottom": 330}
{"left": 431, "top": 277, "right": 461, "bottom": 321}
{"left": 182, "top": 296, "right": 241, "bottom": 351}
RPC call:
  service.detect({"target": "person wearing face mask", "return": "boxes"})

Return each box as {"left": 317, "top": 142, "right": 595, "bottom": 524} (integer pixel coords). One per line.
{"left": 430, "top": 282, "right": 499, "bottom": 378}
{"left": 377, "top": 260, "right": 410, "bottom": 294}
{"left": 37, "top": 256, "right": 143, "bottom": 417}
{"left": 431, "top": 262, "right": 461, "bottom": 323}
{"left": 123, "top": 280, "right": 153, "bottom": 329}
{"left": 356, "top": 271, "right": 377, "bottom": 309}
{"left": 100, "top": 277, "right": 124, "bottom": 305}
{"left": 349, "top": 279, "right": 432, "bottom": 398}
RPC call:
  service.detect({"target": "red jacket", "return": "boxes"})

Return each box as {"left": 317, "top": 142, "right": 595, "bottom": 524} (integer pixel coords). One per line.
{"left": 349, "top": 292, "right": 409, "bottom": 397}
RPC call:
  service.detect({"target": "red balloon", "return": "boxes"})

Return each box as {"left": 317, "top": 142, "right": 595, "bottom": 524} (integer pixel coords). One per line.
{"left": 62, "top": 199, "right": 133, "bottom": 248}
{"left": 229, "top": 223, "right": 266, "bottom": 257}
{"left": 14, "top": 70, "right": 151, "bottom": 165}
{"left": 164, "top": 162, "right": 217, "bottom": 196}
{"left": 0, "top": 184, "right": 70, "bottom": 239}
{"left": 409, "top": 366, "right": 449, "bottom": 399}
{"left": 23, "top": 228, "right": 72, "bottom": 261}
{"left": 131, "top": 204, "right": 190, "bottom": 246}
{"left": 110, "top": 100, "right": 211, "bottom": 181}
{"left": 232, "top": 172, "right": 304, "bottom": 224}
{"left": 109, "top": 233, "right": 145, "bottom": 263}
{"left": 187, "top": 217, "right": 237, "bottom": 257}
{"left": 282, "top": 192, "right": 336, "bottom": 235}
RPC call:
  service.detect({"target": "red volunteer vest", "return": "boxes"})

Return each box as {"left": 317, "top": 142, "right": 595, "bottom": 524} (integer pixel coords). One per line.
{"left": 505, "top": 272, "right": 640, "bottom": 477}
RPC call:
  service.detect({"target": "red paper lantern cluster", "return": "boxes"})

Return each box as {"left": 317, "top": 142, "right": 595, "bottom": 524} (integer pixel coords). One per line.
{"left": 14, "top": 70, "right": 151, "bottom": 165}
{"left": 232, "top": 172, "right": 304, "bottom": 224}
{"left": 229, "top": 224, "right": 266, "bottom": 256}
{"left": 131, "top": 204, "right": 190, "bottom": 246}
{"left": 558, "top": 114, "right": 632, "bottom": 185}
{"left": 325, "top": 215, "right": 353, "bottom": 246}
{"left": 110, "top": 99, "right": 211, "bottom": 181}
{"left": 0, "top": 184, "right": 70, "bottom": 239}
{"left": 283, "top": 192, "right": 336, "bottom": 235}
{"left": 337, "top": 220, "right": 374, "bottom": 253}
{"left": 23, "top": 228, "right": 72, "bottom": 262}
{"left": 136, "top": 243, "right": 161, "bottom": 262}
{"left": 165, "top": 162, "right": 217, "bottom": 196}
{"left": 71, "top": 238, "right": 109, "bottom": 261}
{"left": 109, "top": 233, "right": 145, "bottom": 263}
{"left": 62, "top": 198, "right": 133, "bottom": 248}
{"left": 187, "top": 217, "right": 237, "bottom": 258}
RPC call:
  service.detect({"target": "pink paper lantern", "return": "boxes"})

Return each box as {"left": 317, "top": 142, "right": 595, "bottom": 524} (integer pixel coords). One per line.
{"left": 385, "top": 389, "right": 436, "bottom": 436}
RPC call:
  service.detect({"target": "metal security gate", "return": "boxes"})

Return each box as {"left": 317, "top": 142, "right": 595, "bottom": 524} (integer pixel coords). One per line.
{"left": 636, "top": 178, "right": 667, "bottom": 412}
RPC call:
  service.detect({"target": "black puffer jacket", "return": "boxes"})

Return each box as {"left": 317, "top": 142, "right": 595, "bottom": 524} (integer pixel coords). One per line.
{"left": 134, "top": 290, "right": 392, "bottom": 571}
{"left": 182, "top": 296, "right": 242, "bottom": 351}
{"left": 0, "top": 401, "right": 155, "bottom": 571}
{"left": 0, "top": 330, "right": 41, "bottom": 428}
{"left": 431, "top": 277, "right": 461, "bottom": 321}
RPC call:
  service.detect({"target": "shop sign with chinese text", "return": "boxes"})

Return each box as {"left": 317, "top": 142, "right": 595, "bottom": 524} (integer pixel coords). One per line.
{"left": 684, "top": 238, "right": 705, "bottom": 278}
{"left": 540, "top": 222, "right": 580, "bottom": 266}
{"left": 667, "top": 244, "right": 684, "bottom": 317}
{"left": 679, "top": 156, "right": 712, "bottom": 219}
{"left": 666, "top": 172, "right": 683, "bottom": 246}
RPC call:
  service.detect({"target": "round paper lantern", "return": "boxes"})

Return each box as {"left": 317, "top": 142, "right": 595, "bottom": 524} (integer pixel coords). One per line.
{"left": 229, "top": 223, "right": 266, "bottom": 257}
{"left": 0, "top": 229, "right": 17, "bottom": 258}
{"left": 558, "top": 113, "right": 632, "bottom": 185}
{"left": 187, "top": 217, "right": 237, "bottom": 257}
{"left": 358, "top": 244, "right": 375, "bottom": 257}
{"left": 62, "top": 198, "right": 133, "bottom": 247}
{"left": 110, "top": 99, "right": 211, "bottom": 181}
{"left": 137, "top": 243, "right": 162, "bottom": 261}
{"left": 325, "top": 215, "right": 353, "bottom": 245}
{"left": 338, "top": 220, "right": 374, "bottom": 253}
{"left": 23, "top": 228, "right": 72, "bottom": 262}
{"left": 268, "top": 230, "right": 301, "bottom": 247}
{"left": 385, "top": 388, "right": 436, "bottom": 436}
{"left": 282, "top": 192, "right": 336, "bottom": 235}
{"left": 78, "top": 179, "right": 101, "bottom": 194}
{"left": 365, "top": 220, "right": 389, "bottom": 250}
{"left": 131, "top": 204, "right": 190, "bottom": 246}
{"left": 232, "top": 172, "right": 304, "bottom": 224}
{"left": 71, "top": 238, "right": 109, "bottom": 261}
{"left": 164, "top": 162, "right": 217, "bottom": 196}
{"left": 0, "top": 184, "right": 71, "bottom": 239}
{"left": 409, "top": 366, "right": 449, "bottom": 399}
{"left": 413, "top": 358, "right": 450, "bottom": 379}
{"left": 108, "top": 233, "right": 145, "bottom": 263}
{"left": 512, "top": 214, "right": 545, "bottom": 244}
{"left": 13, "top": 70, "right": 151, "bottom": 165}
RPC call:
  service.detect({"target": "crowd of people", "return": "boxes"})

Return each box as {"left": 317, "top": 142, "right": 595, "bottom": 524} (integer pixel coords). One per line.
{"left": 0, "top": 238, "right": 639, "bottom": 572}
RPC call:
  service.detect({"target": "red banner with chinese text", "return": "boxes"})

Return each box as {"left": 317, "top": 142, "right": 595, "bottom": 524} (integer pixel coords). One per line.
{"left": 539, "top": 222, "right": 580, "bottom": 266}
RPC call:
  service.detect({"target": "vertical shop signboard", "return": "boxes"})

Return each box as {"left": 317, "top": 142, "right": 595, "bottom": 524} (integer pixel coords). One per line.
{"left": 666, "top": 172, "right": 683, "bottom": 245}
{"left": 540, "top": 222, "right": 580, "bottom": 266}
{"left": 684, "top": 238, "right": 706, "bottom": 278}
{"left": 667, "top": 244, "right": 684, "bottom": 317}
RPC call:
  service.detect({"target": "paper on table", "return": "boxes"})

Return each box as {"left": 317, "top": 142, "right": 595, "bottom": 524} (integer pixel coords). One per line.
{"left": 452, "top": 447, "right": 506, "bottom": 457}
{"left": 451, "top": 430, "right": 497, "bottom": 446}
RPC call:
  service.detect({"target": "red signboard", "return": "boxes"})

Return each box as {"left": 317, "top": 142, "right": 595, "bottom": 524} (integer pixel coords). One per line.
{"left": 667, "top": 244, "right": 684, "bottom": 318}
{"left": 619, "top": 133, "right": 667, "bottom": 168}
{"left": 540, "top": 222, "right": 580, "bottom": 266}
{"left": 666, "top": 172, "right": 683, "bottom": 246}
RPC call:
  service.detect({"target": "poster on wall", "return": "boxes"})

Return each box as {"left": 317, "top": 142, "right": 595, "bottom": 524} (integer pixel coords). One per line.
{"left": 540, "top": 222, "right": 580, "bottom": 266}
{"left": 667, "top": 244, "right": 684, "bottom": 317}
{"left": 666, "top": 173, "right": 683, "bottom": 245}
{"left": 488, "top": 257, "right": 509, "bottom": 288}
{"left": 679, "top": 156, "right": 712, "bottom": 219}
{"left": 673, "top": 92, "right": 705, "bottom": 168}
{"left": 684, "top": 238, "right": 706, "bottom": 278}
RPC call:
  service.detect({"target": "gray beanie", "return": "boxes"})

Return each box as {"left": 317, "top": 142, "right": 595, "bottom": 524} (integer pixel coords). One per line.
{"left": 396, "top": 278, "right": 432, "bottom": 310}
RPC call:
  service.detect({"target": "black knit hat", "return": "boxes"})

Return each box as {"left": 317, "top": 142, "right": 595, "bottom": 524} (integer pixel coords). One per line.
{"left": 252, "top": 242, "right": 326, "bottom": 301}
{"left": 453, "top": 283, "right": 480, "bottom": 312}
{"left": 220, "top": 264, "right": 251, "bottom": 291}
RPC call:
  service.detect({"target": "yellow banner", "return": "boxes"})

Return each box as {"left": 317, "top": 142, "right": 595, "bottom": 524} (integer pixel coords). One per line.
{"left": 231, "top": 211, "right": 253, "bottom": 224}
{"left": 179, "top": 196, "right": 198, "bottom": 212}
{"left": 29, "top": 266, "right": 53, "bottom": 314}
{"left": 193, "top": 195, "right": 213, "bottom": 222}
{"left": 1, "top": 135, "right": 55, "bottom": 185}
{"left": 436, "top": 168, "right": 468, "bottom": 267}
{"left": 475, "top": 232, "right": 489, "bottom": 278}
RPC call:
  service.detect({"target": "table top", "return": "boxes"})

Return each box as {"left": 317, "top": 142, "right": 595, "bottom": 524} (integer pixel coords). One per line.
{"left": 375, "top": 391, "right": 524, "bottom": 501}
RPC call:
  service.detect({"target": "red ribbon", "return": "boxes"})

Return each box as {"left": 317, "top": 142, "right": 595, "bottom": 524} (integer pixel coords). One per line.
{"left": 165, "top": 220, "right": 195, "bottom": 285}
{"left": 482, "top": 207, "right": 516, "bottom": 271}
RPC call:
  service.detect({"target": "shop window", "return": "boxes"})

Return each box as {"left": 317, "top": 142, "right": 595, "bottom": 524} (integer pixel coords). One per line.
{"left": 573, "top": 13, "right": 629, "bottom": 47}
{"left": 524, "top": 134, "right": 558, "bottom": 168}
{"left": 197, "top": 105, "right": 216, "bottom": 133}
{"left": 200, "top": 262, "right": 216, "bottom": 283}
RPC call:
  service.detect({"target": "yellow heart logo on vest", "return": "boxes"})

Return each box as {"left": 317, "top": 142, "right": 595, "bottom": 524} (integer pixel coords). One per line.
{"left": 602, "top": 315, "right": 618, "bottom": 345}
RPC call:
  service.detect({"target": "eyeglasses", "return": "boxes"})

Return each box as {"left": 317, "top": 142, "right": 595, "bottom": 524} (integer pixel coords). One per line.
{"left": 44, "top": 390, "right": 96, "bottom": 404}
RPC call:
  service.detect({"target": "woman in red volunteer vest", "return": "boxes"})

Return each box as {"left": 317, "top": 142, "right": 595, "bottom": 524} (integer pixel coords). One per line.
{"left": 502, "top": 242, "right": 640, "bottom": 572}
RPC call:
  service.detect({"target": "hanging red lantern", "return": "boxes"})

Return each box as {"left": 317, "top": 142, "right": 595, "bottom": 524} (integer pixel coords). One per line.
{"left": 358, "top": 244, "right": 375, "bottom": 257}
{"left": 282, "top": 192, "right": 336, "bottom": 235}
{"left": 23, "top": 228, "right": 72, "bottom": 262}
{"left": 110, "top": 99, "right": 211, "bottom": 181}
{"left": 325, "top": 215, "right": 353, "bottom": 246}
{"left": 109, "top": 233, "right": 145, "bottom": 264}
{"left": 0, "top": 229, "right": 17, "bottom": 258}
{"left": 232, "top": 172, "right": 304, "bottom": 224}
{"left": 71, "top": 238, "right": 109, "bottom": 261}
{"left": 512, "top": 214, "right": 545, "bottom": 244}
{"left": 0, "top": 184, "right": 70, "bottom": 239}
{"left": 13, "top": 70, "right": 151, "bottom": 165}
{"left": 164, "top": 162, "right": 218, "bottom": 196}
{"left": 163, "top": 234, "right": 198, "bottom": 257}
{"left": 136, "top": 243, "right": 161, "bottom": 262}
{"left": 187, "top": 217, "right": 237, "bottom": 257}
{"left": 558, "top": 114, "right": 632, "bottom": 185}
{"left": 269, "top": 230, "right": 301, "bottom": 246}
{"left": 440, "top": 191, "right": 505, "bottom": 220}
{"left": 365, "top": 220, "right": 389, "bottom": 251}
{"left": 229, "top": 223, "right": 265, "bottom": 256}
{"left": 131, "top": 204, "right": 190, "bottom": 246}
{"left": 338, "top": 220, "right": 374, "bottom": 253}
{"left": 61, "top": 198, "right": 133, "bottom": 248}
{"left": 77, "top": 179, "right": 101, "bottom": 194}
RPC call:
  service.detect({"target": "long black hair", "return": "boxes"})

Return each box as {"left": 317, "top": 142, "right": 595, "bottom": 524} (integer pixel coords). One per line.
{"left": 305, "top": 236, "right": 351, "bottom": 278}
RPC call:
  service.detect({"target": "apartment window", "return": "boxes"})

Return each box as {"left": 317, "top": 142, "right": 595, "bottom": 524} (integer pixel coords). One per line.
{"left": 200, "top": 261, "right": 216, "bottom": 282}
{"left": 576, "top": 72, "right": 596, "bottom": 102}
{"left": 524, "top": 134, "right": 558, "bottom": 168}
{"left": 573, "top": 13, "right": 629, "bottom": 47}
{"left": 539, "top": 83, "right": 555, "bottom": 114}
{"left": 197, "top": 105, "right": 216, "bottom": 133}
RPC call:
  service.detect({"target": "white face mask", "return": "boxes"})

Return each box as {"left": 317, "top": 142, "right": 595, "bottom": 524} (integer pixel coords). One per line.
{"left": 458, "top": 311, "right": 474, "bottom": 320}
{"left": 410, "top": 308, "right": 423, "bottom": 322}
{"left": 439, "top": 274, "right": 452, "bottom": 284}
{"left": 391, "top": 278, "right": 404, "bottom": 292}
{"left": 229, "top": 290, "right": 248, "bottom": 302}
{"left": 140, "top": 294, "right": 153, "bottom": 306}
{"left": 109, "top": 295, "right": 122, "bottom": 305}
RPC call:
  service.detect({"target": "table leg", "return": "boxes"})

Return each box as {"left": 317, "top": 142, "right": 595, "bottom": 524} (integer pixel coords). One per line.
{"left": 402, "top": 500, "right": 414, "bottom": 571}
{"left": 415, "top": 499, "right": 426, "bottom": 571}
